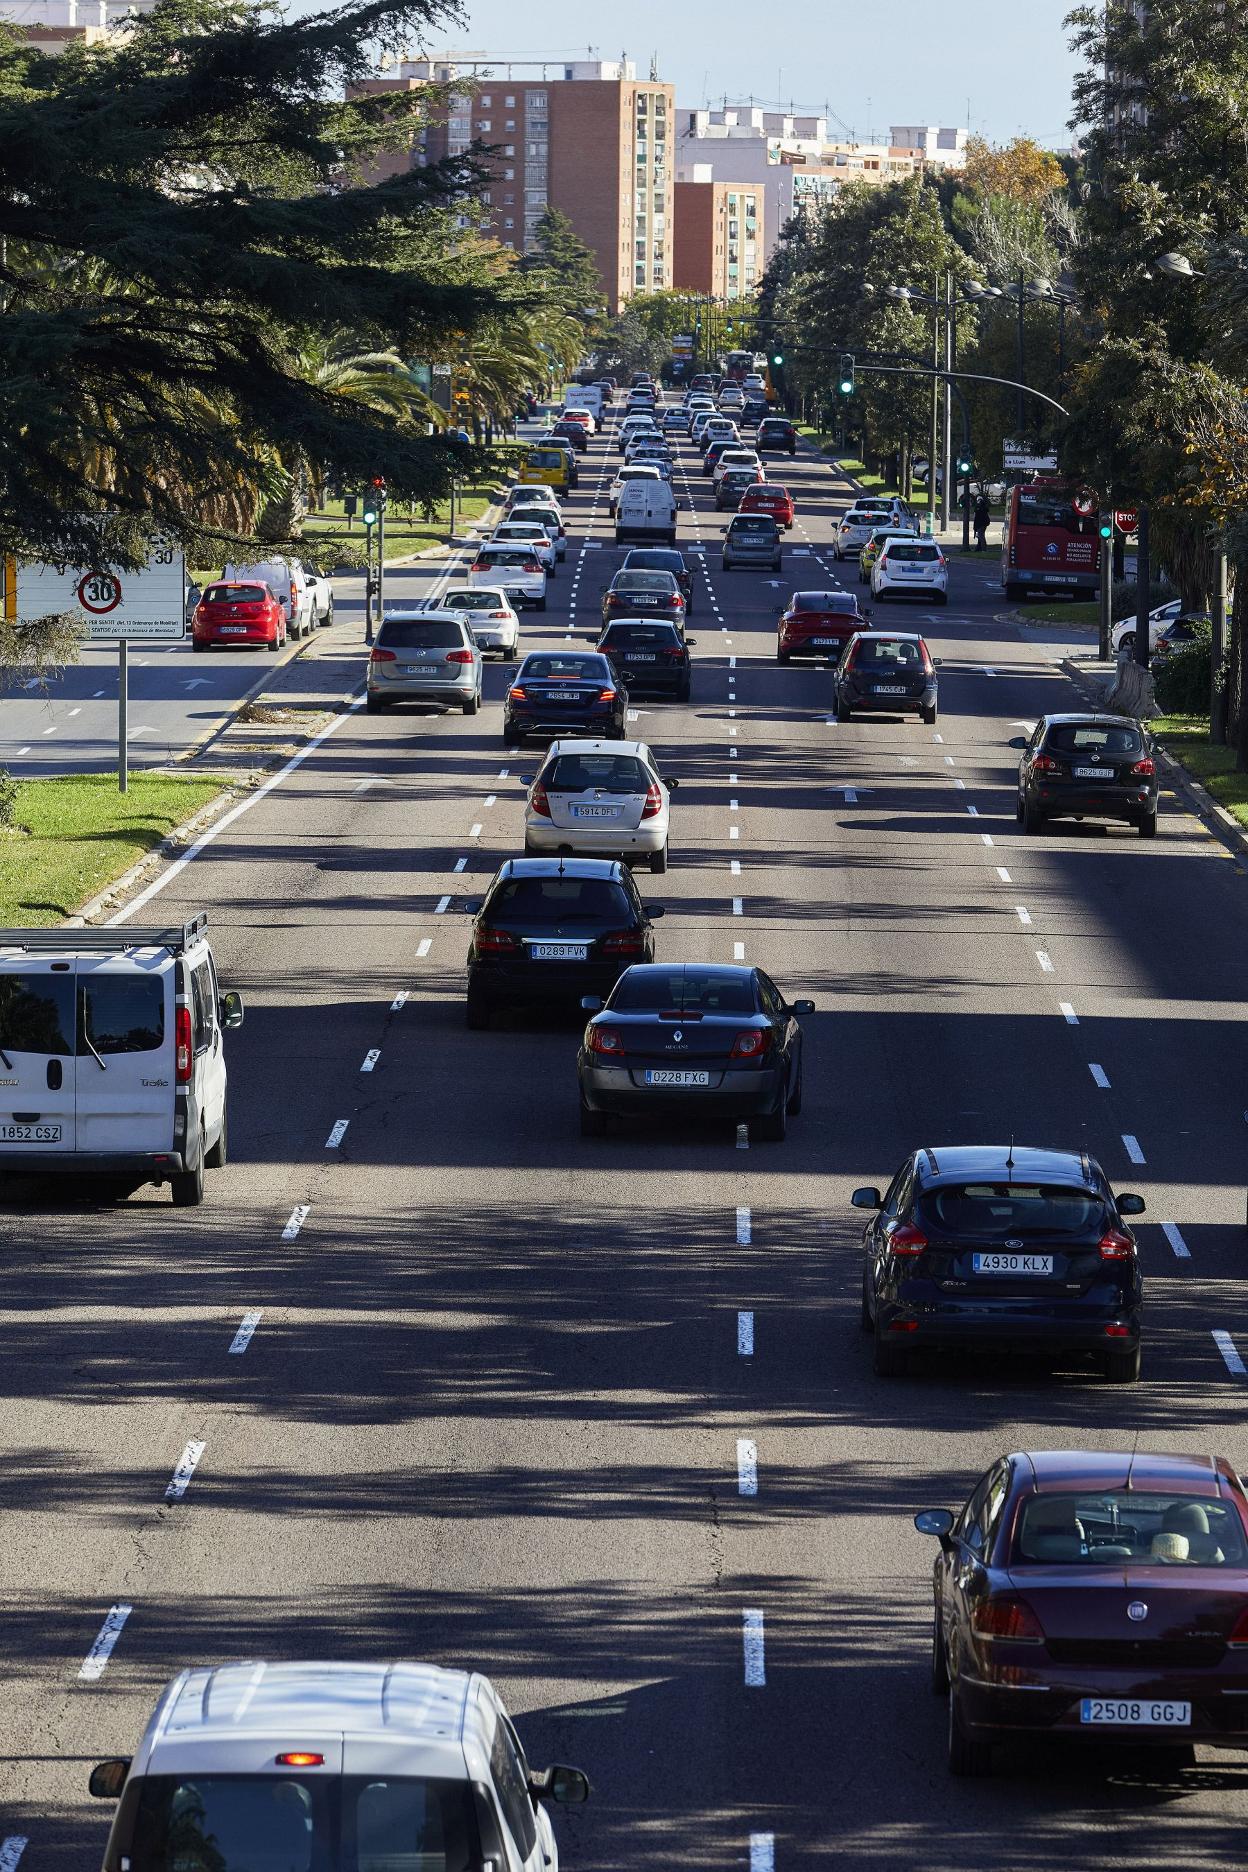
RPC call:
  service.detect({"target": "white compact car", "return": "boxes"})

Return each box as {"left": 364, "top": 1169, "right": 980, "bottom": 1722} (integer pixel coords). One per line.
{"left": 88, "top": 1659, "right": 590, "bottom": 1872}
{"left": 834, "top": 510, "right": 884, "bottom": 559}
{"left": 1111, "top": 598, "right": 1182, "bottom": 655}
{"left": 524, "top": 738, "right": 677, "bottom": 872}
{"left": 469, "top": 542, "right": 548, "bottom": 610}
{"left": 492, "top": 521, "right": 558, "bottom": 576}
{"left": 435, "top": 585, "right": 521, "bottom": 659}
{"left": 0, "top": 915, "right": 242, "bottom": 1206}
{"left": 872, "top": 538, "right": 949, "bottom": 603}
{"left": 609, "top": 464, "right": 662, "bottom": 515}
{"left": 505, "top": 483, "right": 561, "bottom": 518}
{"left": 507, "top": 503, "right": 567, "bottom": 558}
{"left": 712, "top": 448, "right": 762, "bottom": 489}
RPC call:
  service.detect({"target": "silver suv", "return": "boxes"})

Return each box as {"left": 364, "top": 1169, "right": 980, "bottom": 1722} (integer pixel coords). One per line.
{"left": 367, "top": 611, "right": 483, "bottom": 715}
{"left": 89, "top": 1659, "right": 590, "bottom": 1872}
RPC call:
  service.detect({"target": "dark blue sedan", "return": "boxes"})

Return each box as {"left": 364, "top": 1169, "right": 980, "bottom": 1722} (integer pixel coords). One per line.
{"left": 504, "top": 652, "right": 629, "bottom": 746}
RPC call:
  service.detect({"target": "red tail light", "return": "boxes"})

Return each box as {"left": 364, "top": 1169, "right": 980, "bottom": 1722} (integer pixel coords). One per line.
{"left": 588, "top": 1025, "right": 625, "bottom": 1055}
{"left": 641, "top": 782, "right": 663, "bottom": 819}
{"left": 663, "top": 646, "right": 685, "bottom": 660}
{"left": 369, "top": 647, "right": 396, "bottom": 663}
{"left": 530, "top": 781, "right": 551, "bottom": 818}
{"left": 730, "top": 1029, "right": 770, "bottom": 1060}
{"left": 601, "top": 928, "right": 645, "bottom": 956}
{"left": 1098, "top": 1228, "right": 1135, "bottom": 1260}
{"left": 275, "top": 1752, "right": 324, "bottom": 1768}
{"left": 471, "top": 559, "right": 488, "bottom": 573}
{"left": 523, "top": 559, "right": 542, "bottom": 573}
{"left": 508, "top": 685, "right": 527, "bottom": 701}
{"left": 1228, "top": 1606, "right": 1248, "bottom": 1647}
{"left": 886, "top": 1222, "right": 927, "bottom": 1256}
{"left": 446, "top": 648, "right": 475, "bottom": 664}
{"left": 972, "top": 1596, "right": 1045, "bottom": 1643}
{"left": 474, "top": 926, "right": 518, "bottom": 955}
{"left": 1129, "top": 757, "right": 1155, "bottom": 778}
{"left": 1031, "top": 753, "right": 1060, "bottom": 774}
{"left": 175, "top": 1005, "right": 192, "bottom": 1084}
{"left": 598, "top": 688, "right": 617, "bottom": 703}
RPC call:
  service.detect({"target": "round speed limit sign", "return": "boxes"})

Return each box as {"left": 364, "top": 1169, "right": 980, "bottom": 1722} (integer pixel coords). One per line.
{"left": 1072, "top": 489, "right": 1098, "bottom": 518}
{"left": 76, "top": 571, "right": 123, "bottom": 614}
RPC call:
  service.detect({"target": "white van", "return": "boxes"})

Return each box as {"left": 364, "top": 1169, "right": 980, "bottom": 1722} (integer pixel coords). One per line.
{"left": 564, "top": 385, "right": 603, "bottom": 423}
{"left": 0, "top": 916, "right": 243, "bottom": 1207}
{"left": 615, "top": 478, "right": 678, "bottom": 546}
{"left": 221, "top": 556, "right": 315, "bottom": 639}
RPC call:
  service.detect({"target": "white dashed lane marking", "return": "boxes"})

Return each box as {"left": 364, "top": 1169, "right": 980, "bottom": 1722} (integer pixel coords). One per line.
{"left": 78, "top": 1605, "right": 133, "bottom": 1682}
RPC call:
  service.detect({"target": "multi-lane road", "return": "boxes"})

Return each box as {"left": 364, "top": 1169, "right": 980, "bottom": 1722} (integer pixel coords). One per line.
{"left": 3, "top": 405, "right": 1248, "bottom": 1872}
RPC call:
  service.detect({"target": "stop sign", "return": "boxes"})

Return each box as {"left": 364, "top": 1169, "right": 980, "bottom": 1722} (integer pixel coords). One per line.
{"left": 1114, "top": 509, "right": 1138, "bottom": 534}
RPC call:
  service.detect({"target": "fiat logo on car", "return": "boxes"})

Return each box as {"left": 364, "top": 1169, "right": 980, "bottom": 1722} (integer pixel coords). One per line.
{"left": 1127, "top": 1601, "right": 1148, "bottom": 1622}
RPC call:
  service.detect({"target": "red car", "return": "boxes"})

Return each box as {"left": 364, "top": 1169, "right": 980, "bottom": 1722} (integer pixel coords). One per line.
{"left": 193, "top": 580, "right": 285, "bottom": 653}
{"left": 739, "top": 484, "right": 795, "bottom": 529}
{"left": 917, "top": 1449, "right": 1248, "bottom": 1777}
{"left": 776, "top": 590, "right": 869, "bottom": 664}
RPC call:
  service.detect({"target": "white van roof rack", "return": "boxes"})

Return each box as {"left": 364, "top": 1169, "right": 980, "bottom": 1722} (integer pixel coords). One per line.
{"left": 0, "top": 914, "right": 208, "bottom": 954}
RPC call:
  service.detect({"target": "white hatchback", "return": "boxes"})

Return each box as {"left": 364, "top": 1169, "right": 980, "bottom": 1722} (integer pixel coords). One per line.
{"left": 834, "top": 510, "right": 883, "bottom": 558}
{"left": 492, "top": 521, "right": 558, "bottom": 576}
{"left": 435, "top": 585, "right": 521, "bottom": 658}
{"left": 469, "top": 542, "right": 548, "bottom": 610}
{"left": 524, "top": 738, "right": 677, "bottom": 873}
{"left": 872, "top": 538, "right": 949, "bottom": 603}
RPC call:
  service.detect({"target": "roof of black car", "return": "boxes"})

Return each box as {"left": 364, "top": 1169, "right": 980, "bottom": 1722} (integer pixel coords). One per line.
{"left": 1040, "top": 712, "right": 1143, "bottom": 728}
{"left": 496, "top": 857, "right": 625, "bottom": 880}
{"left": 914, "top": 1145, "right": 1097, "bottom": 1188}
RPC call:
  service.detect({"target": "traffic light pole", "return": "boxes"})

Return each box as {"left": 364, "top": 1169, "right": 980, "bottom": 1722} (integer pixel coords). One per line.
{"left": 363, "top": 521, "right": 375, "bottom": 646}
{"left": 376, "top": 500, "right": 385, "bottom": 635}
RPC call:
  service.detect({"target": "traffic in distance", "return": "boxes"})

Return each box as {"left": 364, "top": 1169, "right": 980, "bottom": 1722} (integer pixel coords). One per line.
{"left": 4, "top": 355, "right": 1247, "bottom": 1870}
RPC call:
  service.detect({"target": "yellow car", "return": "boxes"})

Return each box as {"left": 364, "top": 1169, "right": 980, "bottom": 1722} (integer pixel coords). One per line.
{"left": 517, "top": 445, "right": 573, "bottom": 492}
{"left": 859, "top": 528, "right": 913, "bottom": 584}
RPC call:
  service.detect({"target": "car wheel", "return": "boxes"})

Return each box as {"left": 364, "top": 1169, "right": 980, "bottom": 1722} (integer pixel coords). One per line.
{"left": 268, "top": 631, "right": 281, "bottom": 653}
{"left": 502, "top": 729, "right": 519, "bottom": 747}
{"left": 1137, "top": 810, "right": 1158, "bottom": 838}
{"left": 931, "top": 1607, "right": 950, "bottom": 1696}
{"left": 947, "top": 1685, "right": 992, "bottom": 1778}
{"left": 204, "top": 1109, "right": 228, "bottom": 1171}
{"left": 872, "top": 1316, "right": 908, "bottom": 1377}
{"left": 366, "top": 696, "right": 386, "bottom": 714}
{"left": 536, "top": 597, "right": 547, "bottom": 612}
{"left": 579, "top": 1092, "right": 607, "bottom": 1138}
{"left": 754, "top": 1091, "right": 787, "bottom": 1143}
{"left": 322, "top": 600, "right": 334, "bottom": 628}
{"left": 1119, "top": 630, "right": 1135, "bottom": 654}
{"left": 170, "top": 1135, "right": 205, "bottom": 1209}
{"left": 777, "top": 650, "right": 790, "bottom": 664}
{"left": 677, "top": 680, "right": 691, "bottom": 704}
{"left": 462, "top": 690, "right": 480, "bottom": 716}
{"left": 1015, "top": 792, "right": 1025, "bottom": 825}
{"left": 650, "top": 842, "right": 668, "bottom": 875}
{"left": 920, "top": 703, "right": 937, "bottom": 725}
{"left": 1022, "top": 798, "right": 1045, "bottom": 835}
{"left": 1105, "top": 1344, "right": 1141, "bottom": 1383}
{"left": 785, "top": 1060, "right": 802, "bottom": 1116}
{"left": 465, "top": 990, "right": 491, "bottom": 1031}
{"left": 836, "top": 701, "right": 852, "bottom": 723}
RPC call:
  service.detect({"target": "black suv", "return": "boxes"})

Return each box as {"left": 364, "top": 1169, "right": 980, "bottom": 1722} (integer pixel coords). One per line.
{"left": 756, "top": 417, "right": 797, "bottom": 455}
{"left": 1015, "top": 713, "right": 1159, "bottom": 837}
{"left": 597, "top": 620, "right": 694, "bottom": 701}
{"left": 853, "top": 1144, "right": 1145, "bottom": 1382}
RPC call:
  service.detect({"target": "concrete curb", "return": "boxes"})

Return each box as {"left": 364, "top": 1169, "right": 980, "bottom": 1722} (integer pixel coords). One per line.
{"left": 64, "top": 776, "right": 252, "bottom": 927}
{"left": 1059, "top": 654, "right": 1248, "bottom": 865}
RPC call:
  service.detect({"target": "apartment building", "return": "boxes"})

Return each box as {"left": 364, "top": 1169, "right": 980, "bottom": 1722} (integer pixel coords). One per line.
{"left": 673, "top": 179, "right": 765, "bottom": 297}
{"left": 355, "top": 56, "right": 675, "bottom": 310}
{"left": 0, "top": 0, "right": 154, "bottom": 51}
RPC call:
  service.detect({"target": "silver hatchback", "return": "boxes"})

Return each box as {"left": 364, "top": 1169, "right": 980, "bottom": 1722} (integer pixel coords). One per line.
{"left": 367, "top": 611, "right": 483, "bottom": 714}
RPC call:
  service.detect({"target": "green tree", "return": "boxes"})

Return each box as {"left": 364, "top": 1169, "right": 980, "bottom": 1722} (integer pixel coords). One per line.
{"left": 521, "top": 207, "right": 605, "bottom": 328}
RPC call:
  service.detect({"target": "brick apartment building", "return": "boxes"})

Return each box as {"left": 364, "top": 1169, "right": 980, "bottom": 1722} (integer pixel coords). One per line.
{"left": 672, "top": 179, "right": 765, "bottom": 299}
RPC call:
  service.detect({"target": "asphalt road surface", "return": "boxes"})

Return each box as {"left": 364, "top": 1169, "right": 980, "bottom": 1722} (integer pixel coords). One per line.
{"left": 3, "top": 409, "right": 1248, "bottom": 1872}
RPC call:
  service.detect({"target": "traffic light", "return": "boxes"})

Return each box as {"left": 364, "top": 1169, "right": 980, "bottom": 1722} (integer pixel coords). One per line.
{"left": 1098, "top": 519, "right": 1113, "bottom": 540}
{"left": 838, "top": 353, "right": 855, "bottom": 395}
{"left": 361, "top": 476, "right": 385, "bottom": 528}
{"left": 957, "top": 453, "right": 974, "bottom": 476}
{"left": 772, "top": 351, "right": 784, "bottom": 366}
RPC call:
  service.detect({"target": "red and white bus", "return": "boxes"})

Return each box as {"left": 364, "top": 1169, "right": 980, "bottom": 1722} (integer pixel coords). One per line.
{"left": 1001, "top": 480, "right": 1101, "bottom": 601}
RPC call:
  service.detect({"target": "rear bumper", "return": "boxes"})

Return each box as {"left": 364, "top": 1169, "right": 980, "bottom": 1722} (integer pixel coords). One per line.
{"left": 1033, "top": 785, "right": 1156, "bottom": 821}
{"left": 369, "top": 677, "right": 478, "bottom": 704}
{"left": 506, "top": 711, "right": 620, "bottom": 738}
{"left": 876, "top": 1301, "right": 1141, "bottom": 1354}
{"left": 580, "top": 1062, "right": 784, "bottom": 1117}
{"left": 1006, "top": 570, "right": 1099, "bottom": 593}
{"left": 195, "top": 628, "right": 276, "bottom": 647}
{"left": 843, "top": 685, "right": 937, "bottom": 712}
{"left": 469, "top": 960, "right": 625, "bottom": 1005}
{"left": 0, "top": 1149, "right": 186, "bottom": 1177}
{"left": 957, "top": 1670, "right": 1248, "bottom": 1747}
{"left": 525, "top": 820, "right": 666, "bottom": 856}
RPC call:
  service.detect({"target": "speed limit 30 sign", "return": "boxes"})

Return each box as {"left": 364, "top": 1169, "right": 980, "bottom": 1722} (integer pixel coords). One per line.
{"left": 4, "top": 544, "right": 185, "bottom": 640}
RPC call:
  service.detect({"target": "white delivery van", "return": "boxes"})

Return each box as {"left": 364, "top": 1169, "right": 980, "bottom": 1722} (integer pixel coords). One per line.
{"left": 615, "top": 478, "right": 678, "bottom": 546}
{"left": 0, "top": 915, "right": 243, "bottom": 1207}
{"left": 221, "top": 556, "right": 315, "bottom": 639}
{"left": 565, "top": 385, "right": 603, "bottom": 423}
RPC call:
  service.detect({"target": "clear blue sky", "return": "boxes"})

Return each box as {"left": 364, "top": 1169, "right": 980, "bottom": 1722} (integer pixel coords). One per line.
{"left": 407, "top": 0, "right": 1082, "bottom": 148}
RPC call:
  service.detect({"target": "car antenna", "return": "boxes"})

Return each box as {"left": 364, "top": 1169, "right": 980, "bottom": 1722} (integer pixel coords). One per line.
{"left": 1006, "top": 1135, "right": 1015, "bottom": 1178}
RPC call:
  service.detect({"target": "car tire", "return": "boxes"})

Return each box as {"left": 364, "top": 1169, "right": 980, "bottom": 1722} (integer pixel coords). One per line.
{"left": 366, "top": 697, "right": 386, "bottom": 714}
{"left": 921, "top": 703, "right": 937, "bottom": 725}
{"left": 170, "top": 1136, "right": 205, "bottom": 1209}
{"left": 193, "top": 638, "right": 208, "bottom": 653}
{"left": 1105, "top": 1344, "right": 1141, "bottom": 1383}
{"left": 268, "top": 632, "right": 281, "bottom": 653}
{"left": 1118, "top": 630, "right": 1135, "bottom": 654}
{"left": 777, "top": 650, "right": 790, "bottom": 665}
{"left": 931, "top": 1608, "right": 950, "bottom": 1696}
{"left": 650, "top": 842, "right": 669, "bottom": 875}
{"left": 322, "top": 600, "right": 334, "bottom": 628}
{"left": 1022, "top": 798, "right": 1045, "bottom": 835}
{"left": 872, "top": 1317, "right": 908, "bottom": 1377}
{"left": 579, "top": 1093, "right": 607, "bottom": 1138}
{"left": 755, "top": 1092, "right": 787, "bottom": 1143}
{"left": 536, "top": 597, "right": 547, "bottom": 612}
{"left": 860, "top": 1270, "right": 873, "bottom": 1332}
{"left": 462, "top": 690, "right": 480, "bottom": 716}
{"left": 947, "top": 1686, "right": 992, "bottom": 1778}
{"left": 1137, "top": 810, "right": 1158, "bottom": 838}
{"left": 836, "top": 701, "right": 852, "bottom": 723}
{"left": 677, "top": 680, "right": 691, "bottom": 704}
{"left": 204, "top": 1109, "right": 228, "bottom": 1171}
{"left": 465, "top": 990, "right": 491, "bottom": 1031}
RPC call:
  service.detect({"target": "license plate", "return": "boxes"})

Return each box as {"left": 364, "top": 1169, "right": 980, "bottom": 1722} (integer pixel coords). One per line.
{"left": 875, "top": 684, "right": 907, "bottom": 694}
{"left": 401, "top": 665, "right": 432, "bottom": 674}
{"left": 810, "top": 637, "right": 839, "bottom": 646}
{"left": 0, "top": 1122, "right": 62, "bottom": 1142}
{"left": 633, "top": 597, "right": 658, "bottom": 605}
{"left": 544, "top": 691, "right": 581, "bottom": 702}
{"left": 624, "top": 653, "right": 656, "bottom": 662}
{"left": 1074, "top": 767, "right": 1114, "bottom": 779}
{"left": 1080, "top": 1699, "right": 1190, "bottom": 1727}
{"left": 220, "top": 625, "right": 248, "bottom": 634}
{"left": 530, "top": 943, "right": 588, "bottom": 961}
{"left": 972, "top": 1252, "right": 1054, "bottom": 1275}
{"left": 571, "top": 805, "right": 621, "bottom": 819}
{"left": 644, "top": 1070, "right": 710, "bottom": 1087}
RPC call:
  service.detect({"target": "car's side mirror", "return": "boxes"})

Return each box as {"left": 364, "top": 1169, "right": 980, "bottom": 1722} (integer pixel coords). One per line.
{"left": 792, "top": 998, "right": 815, "bottom": 1014}
{"left": 581, "top": 995, "right": 603, "bottom": 1013}
{"left": 1008, "top": 736, "right": 1027, "bottom": 750}
{"left": 850, "top": 1186, "right": 882, "bottom": 1209}
{"left": 933, "top": 657, "right": 943, "bottom": 667}
{"left": 460, "top": 900, "right": 480, "bottom": 914}
{"left": 663, "top": 777, "right": 679, "bottom": 790}
{"left": 644, "top": 905, "right": 665, "bottom": 919}
{"left": 529, "top": 1764, "right": 591, "bottom": 1805}
{"left": 1116, "top": 1193, "right": 1146, "bottom": 1216}
{"left": 88, "top": 1759, "right": 131, "bottom": 1799}
{"left": 914, "top": 1509, "right": 955, "bottom": 1540}
{"left": 518, "top": 775, "right": 534, "bottom": 786}
{"left": 218, "top": 990, "right": 244, "bottom": 1030}
{"left": 686, "top": 636, "right": 698, "bottom": 647}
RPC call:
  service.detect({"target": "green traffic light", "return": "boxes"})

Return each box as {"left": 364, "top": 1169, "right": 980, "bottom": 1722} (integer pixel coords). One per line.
{"left": 772, "top": 352, "right": 784, "bottom": 366}
{"left": 1098, "top": 523, "right": 1113, "bottom": 539}
{"left": 839, "top": 379, "right": 853, "bottom": 395}
{"left": 363, "top": 505, "right": 378, "bottom": 527}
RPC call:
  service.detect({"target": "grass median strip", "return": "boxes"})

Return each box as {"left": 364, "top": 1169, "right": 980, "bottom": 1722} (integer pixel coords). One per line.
{"left": 1154, "top": 714, "right": 1248, "bottom": 830}
{"left": 0, "top": 772, "right": 230, "bottom": 925}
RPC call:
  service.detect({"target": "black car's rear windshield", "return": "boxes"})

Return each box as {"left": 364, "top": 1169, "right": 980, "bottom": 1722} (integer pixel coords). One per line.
{"left": 1013, "top": 1492, "right": 1248, "bottom": 1568}
{"left": 610, "top": 967, "right": 757, "bottom": 1014}
{"left": 916, "top": 1182, "right": 1112, "bottom": 1239}
{"left": 545, "top": 754, "right": 651, "bottom": 793}
{"left": 730, "top": 518, "right": 778, "bottom": 536}
{"left": 490, "top": 877, "right": 633, "bottom": 921}
{"left": 601, "top": 624, "right": 680, "bottom": 646}
{"left": 1047, "top": 724, "right": 1144, "bottom": 756}
{"left": 521, "top": 656, "right": 606, "bottom": 681}
{"left": 377, "top": 619, "right": 464, "bottom": 649}
{"left": 854, "top": 638, "right": 925, "bottom": 667}
{"left": 624, "top": 553, "right": 682, "bottom": 574}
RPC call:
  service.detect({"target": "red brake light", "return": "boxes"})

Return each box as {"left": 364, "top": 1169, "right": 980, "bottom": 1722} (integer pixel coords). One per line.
{"left": 730, "top": 1029, "right": 769, "bottom": 1060}
{"left": 175, "top": 1004, "right": 192, "bottom": 1084}
{"left": 523, "top": 558, "right": 542, "bottom": 572}
{"left": 508, "top": 685, "right": 527, "bottom": 701}
{"left": 886, "top": 1222, "right": 927, "bottom": 1256}
{"left": 1129, "top": 757, "right": 1155, "bottom": 777}
{"left": 474, "top": 926, "right": 518, "bottom": 955}
{"left": 641, "top": 781, "right": 663, "bottom": 819}
{"left": 601, "top": 928, "right": 645, "bottom": 956}
{"left": 1228, "top": 1606, "right": 1248, "bottom": 1647}
{"left": 446, "top": 648, "right": 475, "bottom": 664}
{"left": 530, "top": 780, "right": 551, "bottom": 818}
{"left": 1098, "top": 1228, "right": 1135, "bottom": 1260}
{"left": 598, "top": 688, "right": 617, "bottom": 703}
{"left": 1031, "top": 753, "right": 1060, "bottom": 774}
{"left": 972, "top": 1596, "right": 1045, "bottom": 1643}
{"left": 276, "top": 1753, "right": 324, "bottom": 1768}
{"left": 369, "top": 647, "right": 396, "bottom": 663}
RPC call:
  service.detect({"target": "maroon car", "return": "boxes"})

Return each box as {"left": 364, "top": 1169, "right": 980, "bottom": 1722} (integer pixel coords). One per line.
{"left": 916, "top": 1450, "right": 1248, "bottom": 1778}
{"left": 776, "top": 590, "right": 869, "bottom": 664}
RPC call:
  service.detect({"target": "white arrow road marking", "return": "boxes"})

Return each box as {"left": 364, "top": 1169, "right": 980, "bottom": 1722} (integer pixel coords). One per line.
{"left": 831, "top": 787, "right": 872, "bottom": 803}
{"left": 182, "top": 678, "right": 213, "bottom": 690}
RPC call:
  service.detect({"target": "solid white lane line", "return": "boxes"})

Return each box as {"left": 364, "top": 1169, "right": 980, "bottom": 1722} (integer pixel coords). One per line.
{"left": 737, "top": 1439, "right": 759, "bottom": 1497}
{"left": 416, "top": 937, "right": 432, "bottom": 958}
{"left": 734, "top": 941, "right": 745, "bottom": 960}
{"left": 1162, "top": 1222, "right": 1191, "bottom": 1259}
{"left": 325, "top": 1119, "right": 350, "bottom": 1148}
{"left": 736, "top": 1205, "right": 751, "bottom": 1245}
{"left": 742, "top": 1609, "right": 766, "bottom": 1686}
{"left": 730, "top": 825, "right": 739, "bottom": 840}
{"left": 997, "top": 866, "right": 1012, "bottom": 883}
{"left": 469, "top": 823, "right": 482, "bottom": 838}
{"left": 78, "top": 1605, "right": 133, "bottom": 1682}
{"left": 435, "top": 894, "right": 451, "bottom": 912}
{"left": 360, "top": 1049, "right": 380, "bottom": 1072}
{"left": 749, "top": 1836, "right": 775, "bottom": 1872}
{"left": 390, "top": 990, "right": 409, "bottom": 1011}
{"left": 1036, "top": 951, "right": 1054, "bottom": 972}
{"left": 282, "top": 1204, "right": 310, "bottom": 1240}
{"left": 736, "top": 1122, "right": 749, "bottom": 1150}
{"left": 454, "top": 858, "right": 467, "bottom": 873}
{"left": 738, "top": 1310, "right": 755, "bottom": 1356}
{"left": 1060, "top": 1001, "right": 1079, "bottom": 1025}
{"left": 229, "top": 1310, "right": 263, "bottom": 1354}
{"left": 1089, "top": 1064, "right": 1110, "bottom": 1089}
{"left": 1015, "top": 906, "right": 1032, "bottom": 926}
{"left": 1213, "top": 1330, "right": 1246, "bottom": 1377}
{"left": 165, "top": 1439, "right": 205, "bottom": 1500}
{"left": 1122, "top": 1133, "right": 1146, "bottom": 1164}
{"left": 732, "top": 896, "right": 743, "bottom": 916}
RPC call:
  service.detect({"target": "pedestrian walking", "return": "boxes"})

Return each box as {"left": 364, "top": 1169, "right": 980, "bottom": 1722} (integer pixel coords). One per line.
{"left": 973, "top": 494, "right": 992, "bottom": 552}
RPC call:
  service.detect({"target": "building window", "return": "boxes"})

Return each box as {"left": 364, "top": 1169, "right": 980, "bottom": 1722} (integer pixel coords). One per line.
{"left": 635, "top": 240, "right": 646, "bottom": 260}
{"left": 477, "top": 120, "right": 491, "bottom": 132}
{"left": 504, "top": 94, "right": 515, "bottom": 107}
{"left": 527, "top": 140, "right": 547, "bottom": 159}
{"left": 526, "top": 90, "right": 547, "bottom": 109}
{"left": 504, "top": 145, "right": 515, "bottom": 156}
{"left": 636, "top": 94, "right": 648, "bottom": 115}
{"left": 480, "top": 95, "right": 492, "bottom": 107}
{"left": 635, "top": 264, "right": 646, "bottom": 286}
{"left": 728, "top": 193, "right": 737, "bottom": 210}
{"left": 504, "top": 217, "right": 514, "bottom": 228}
{"left": 504, "top": 167, "right": 515, "bottom": 179}
{"left": 654, "top": 93, "right": 667, "bottom": 115}
{"left": 505, "top": 119, "right": 515, "bottom": 130}
{"left": 503, "top": 193, "right": 514, "bottom": 204}
{"left": 503, "top": 239, "right": 514, "bottom": 249}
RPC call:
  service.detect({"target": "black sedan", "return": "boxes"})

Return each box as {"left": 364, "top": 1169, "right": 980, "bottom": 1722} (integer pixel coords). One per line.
{"left": 577, "top": 963, "right": 813, "bottom": 1141}
{"left": 1014, "top": 713, "right": 1159, "bottom": 837}
{"left": 600, "top": 570, "right": 687, "bottom": 631}
{"left": 832, "top": 630, "right": 940, "bottom": 724}
{"left": 620, "top": 547, "right": 694, "bottom": 613}
{"left": 504, "top": 653, "right": 628, "bottom": 746}
{"left": 597, "top": 620, "right": 694, "bottom": 701}
{"left": 853, "top": 1144, "right": 1145, "bottom": 1381}
{"left": 463, "top": 858, "right": 663, "bottom": 1029}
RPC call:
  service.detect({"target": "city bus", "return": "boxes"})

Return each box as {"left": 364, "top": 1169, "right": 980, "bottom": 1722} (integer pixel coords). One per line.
{"left": 722, "top": 348, "right": 754, "bottom": 383}
{"left": 1001, "top": 479, "right": 1101, "bottom": 601}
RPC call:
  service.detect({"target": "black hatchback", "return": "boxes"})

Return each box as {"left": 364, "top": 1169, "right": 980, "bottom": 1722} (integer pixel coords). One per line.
{"left": 620, "top": 547, "right": 694, "bottom": 614}
{"left": 1014, "top": 714, "right": 1158, "bottom": 837}
{"left": 504, "top": 652, "right": 628, "bottom": 745}
{"left": 756, "top": 417, "right": 797, "bottom": 455}
{"left": 833, "top": 630, "right": 939, "bottom": 724}
{"left": 463, "top": 858, "right": 664, "bottom": 1028}
{"left": 597, "top": 620, "right": 694, "bottom": 701}
{"left": 852, "top": 1144, "right": 1146, "bottom": 1382}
